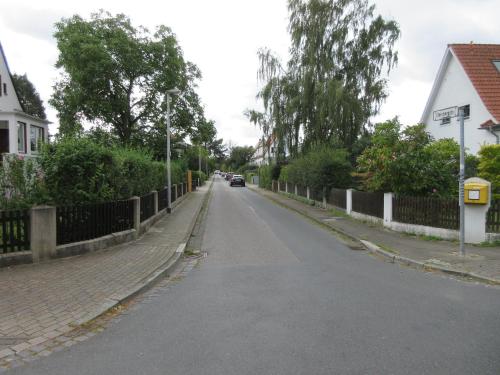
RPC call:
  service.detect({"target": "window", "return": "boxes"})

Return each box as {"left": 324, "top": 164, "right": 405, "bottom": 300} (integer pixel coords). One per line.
{"left": 17, "top": 122, "right": 26, "bottom": 153}
{"left": 3, "top": 83, "right": 6, "bottom": 95}
{"left": 30, "top": 125, "right": 44, "bottom": 152}
{"left": 0, "top": 75, "right": 2, "bottom": 97}
{"left": 493, "top": 60, "right": 500, "bottom": 72}
{"left": 459, "top": 104, "right": 470, "bottom": 119}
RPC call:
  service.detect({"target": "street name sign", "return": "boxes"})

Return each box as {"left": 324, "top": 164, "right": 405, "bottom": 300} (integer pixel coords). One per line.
{"left": 433, "top": 106, "right": 458, "bottom": 121}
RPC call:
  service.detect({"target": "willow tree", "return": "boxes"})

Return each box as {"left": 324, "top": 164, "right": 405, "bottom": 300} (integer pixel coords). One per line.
{"left": 250, "top": 0, "right": 400, "bottom": 157}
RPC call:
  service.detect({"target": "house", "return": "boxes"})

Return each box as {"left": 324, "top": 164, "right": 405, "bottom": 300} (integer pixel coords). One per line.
{"left": 0, "top": 41, "right": 50, "bottom": 159}
{"left": 421, "top": 43, "right": 500, "bottom": 155}
{"left": 252, "top": 134, "right": 279, "bottom": 166}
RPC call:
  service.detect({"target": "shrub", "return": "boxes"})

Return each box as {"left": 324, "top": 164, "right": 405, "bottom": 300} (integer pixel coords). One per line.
{"left": 282, "top": 147, "right": 352, "bottom": 190}
{"left": 0, "top": 155, "right": 48, "bottom": 209}
{"left": 258, "top": 165, "right": 274, "bottom": 189}
{"left": 191, "top": 170, "right": 207, "bottom": 185}
{"left": 39, "top": 137, "right": 169, "bottom": 205}
{"left": 478, "top": 144, "right": 500, "bottom": 197}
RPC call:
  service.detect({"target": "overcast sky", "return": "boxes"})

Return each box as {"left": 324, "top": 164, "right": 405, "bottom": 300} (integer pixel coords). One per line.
{"left": 1, "top": 0, "right": 499, "bottom": 147}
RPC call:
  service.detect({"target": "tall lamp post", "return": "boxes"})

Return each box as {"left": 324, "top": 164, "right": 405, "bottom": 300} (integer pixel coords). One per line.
{"left": 166, "top": 88, "right": 181, "bottom": 213}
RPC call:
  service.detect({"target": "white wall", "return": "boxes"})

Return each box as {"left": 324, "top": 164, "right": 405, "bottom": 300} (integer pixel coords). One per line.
{"left": 424, "top": 54, "right": 497, "bottom": 155}
{"left": 0, "top": 54, "right": 22, "bottom": 113}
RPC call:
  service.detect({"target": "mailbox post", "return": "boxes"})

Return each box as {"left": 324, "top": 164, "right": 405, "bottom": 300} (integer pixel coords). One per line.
{"left": 463, "top": 177, "right": 491, "bottom": 244}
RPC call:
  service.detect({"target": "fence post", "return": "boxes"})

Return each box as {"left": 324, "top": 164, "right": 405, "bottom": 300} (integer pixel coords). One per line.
{"left": 346, "top": 189, "right": 353, "bottom": 215}
{"left": 285, "top": 181, "right": 288, "bottom": 194}
{"left": 152, "top": 190, "right": 158, "bottom": 215}
{"left": 306, "top": 186, "right": 310, "bottom": 200}
{"left": 30, "top": 205, "right": 56, "bottom": 262}
{"left": 295, "top": 184, "right": 298, "bottom": 196}
{"left": 174, "top": 184, "right": 178, "bottom": 201}
{"left": 383, "top": 192, "right": 393, "bottom": 227}
{"left": 130, "top": 196, "right": 140, "bottom": 238}
{"left": 322, "top": 187, "right": 327, "bottom": 209}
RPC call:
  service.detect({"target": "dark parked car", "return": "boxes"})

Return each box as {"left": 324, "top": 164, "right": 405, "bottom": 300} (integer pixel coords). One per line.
{"left": 230, "top": 175, "right": 245, "bottom": 187}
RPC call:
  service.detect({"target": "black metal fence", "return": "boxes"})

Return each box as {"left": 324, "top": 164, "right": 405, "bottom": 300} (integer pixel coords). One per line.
{"left": 286, "top": 182, "right": 293, "bottom": 193}
{"left": 392, "top": 195, "right": 459, "bottom": 230}
{"left": 487, "top": 199, "right": 500, "bottom": 233}
{"left": 278, "top": 181, "right": 286, "bottom": 192}
{"left": 171, "top": 185, "right": 177, "bottom": 203}
{"left": 158, "top": 188, "right": 168, "bottom": 211}
{"left": 0, "top": 209, "right": 30, "bottom": 253}
{"left": 57, "top": 200, "right": 134, "bottom": 245}
{"left": 140, "top": 192, "right": 155, "bottom": 222}
{"left": 352, "top": 190, "right": 384, "bottom": 218}
{"left": 327, "top": 188, "right": 347, "bottom": 209}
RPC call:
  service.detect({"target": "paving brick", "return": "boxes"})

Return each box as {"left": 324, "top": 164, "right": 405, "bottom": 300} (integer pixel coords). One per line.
{"left": 0, "top": 183, "right": 208, "bottom": 365}
{"left": 0, "top": 350, "right": 14, "bottom": 360}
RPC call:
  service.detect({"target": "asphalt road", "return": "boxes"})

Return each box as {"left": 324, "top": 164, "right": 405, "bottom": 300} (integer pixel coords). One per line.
{"left": 11, "top": 176, "right": 500, "bottom": 374}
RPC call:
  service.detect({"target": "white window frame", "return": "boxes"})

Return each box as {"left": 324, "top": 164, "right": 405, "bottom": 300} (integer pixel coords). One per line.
{"left": 30, "top": 125, "right": 44, "bottom": 153}
{"left": 17, "top": 122, "right": 26, "bottom": 153}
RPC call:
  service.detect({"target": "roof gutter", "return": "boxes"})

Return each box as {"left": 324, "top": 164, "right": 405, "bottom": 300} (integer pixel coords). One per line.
{"left": 484, "top": 125, "right": 500, "bottom": 144}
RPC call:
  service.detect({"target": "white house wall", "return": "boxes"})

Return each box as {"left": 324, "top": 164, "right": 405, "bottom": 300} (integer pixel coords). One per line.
{"left": 0, "top": 57, "right": 22, "bottom": 113}
{"left": 423, "top": 54, "right": 497, "bottom": 155}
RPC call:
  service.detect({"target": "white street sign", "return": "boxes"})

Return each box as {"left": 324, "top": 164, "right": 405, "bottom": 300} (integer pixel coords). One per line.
{"left": 433, "top": 106, "right": 458, "bottom": 121}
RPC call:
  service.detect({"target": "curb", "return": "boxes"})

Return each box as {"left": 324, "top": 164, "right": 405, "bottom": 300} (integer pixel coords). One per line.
{"left": 361, "top": 240, "right": 500, "bottom": 285}
{"left": 248, "top": 185, "right": 500, "bottom": 286}
{"left": 246, "top": 185, "right": 363, "bottom": 247}
{"left": 5, "top": 180, "right": 214, "bottom": 357}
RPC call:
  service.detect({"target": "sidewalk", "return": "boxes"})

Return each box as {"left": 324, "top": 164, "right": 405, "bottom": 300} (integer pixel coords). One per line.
{"left": 248, "top": 184, "right": 500, "bottom": 285}
{"left": 0, "top": 180, "right": 212, "bottom": 358}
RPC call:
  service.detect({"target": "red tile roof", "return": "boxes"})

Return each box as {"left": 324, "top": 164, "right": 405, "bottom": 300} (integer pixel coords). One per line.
{"left": 450, "top": 44, "right": 500, "bottom": 124}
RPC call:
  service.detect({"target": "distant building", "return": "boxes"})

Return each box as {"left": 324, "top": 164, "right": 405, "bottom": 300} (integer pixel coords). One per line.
{"left": 421, "top": 43, "right": 500, "bottom": 154}
{"left": 252, "top": 134, "right": 279, "bottom": 166}
{"left": 0, "top": 41, "right": 50, "bottom": 158}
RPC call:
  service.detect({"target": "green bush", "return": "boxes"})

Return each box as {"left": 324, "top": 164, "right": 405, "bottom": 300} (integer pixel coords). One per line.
{"left": 281, "top": 147, "right": 352, "bottom": 190}
{"left": 191, "top": 170, "right": 207, "bottom": 185}
{"left": 258, "top": 165, "right": 274, "bottom": 189}
{"left": 478, "top": 144, "right": 500, "bottom": 198}
{"left": 39, "top": 138, "right": 170, "bottom": 205}
{"left": 0, "top": 155, "right": 48, "bottom": 209}
{"left": 357, "top": 120, "right": 477, "bottom": 196}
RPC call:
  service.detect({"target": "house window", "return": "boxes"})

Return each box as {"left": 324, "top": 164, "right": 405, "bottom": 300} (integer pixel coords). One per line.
{"left": 17, "top": 122, "right": 26, "bottom": 153}
{"left": 459, "top": 104, "right": 470, "bottom": 119}
{"left": 3, "top": 83, "right": 6, "bottom": 95}
{"left": 30, "top": 125, "right": 44, "bottom": 152}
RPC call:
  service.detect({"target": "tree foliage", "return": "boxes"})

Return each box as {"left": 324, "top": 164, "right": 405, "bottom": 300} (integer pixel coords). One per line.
{"left": 249, "top": 0, "right": 400, "bottom": 160}
{"left": 357, "top": 120, "right": 477, "bottom": 196}
{"left": 478, "top": 144, "right": 500, "bottom": 197}
{"left": 51, "top": 11, "right": 204, "bottom": 145}
{"left": 227, "top": 146, "right": 255, "bottom": 171}
{"left": 280, "top": 146, "right": 352, "bottom": 190}
{"left": 11, "top": 74, "right": 47, "bottom": 119}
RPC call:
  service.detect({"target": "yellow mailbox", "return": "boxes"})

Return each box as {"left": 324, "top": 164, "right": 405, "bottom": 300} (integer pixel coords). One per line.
{"left": 464, "top": 182, "right": 489, "bottom": 204}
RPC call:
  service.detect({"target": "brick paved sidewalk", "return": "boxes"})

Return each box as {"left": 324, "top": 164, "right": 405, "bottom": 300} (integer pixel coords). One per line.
{"left": 0, "top": 181, "right": 211, "bottom": 357}
{"left": 249, "top": 185, "right": 500, "bottom": 284}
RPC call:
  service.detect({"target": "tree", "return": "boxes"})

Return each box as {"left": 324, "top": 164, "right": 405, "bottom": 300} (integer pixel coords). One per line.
{"left": 11, "top": 74, "right": 47, "bottom": 119}
{"left": 51, "top": 11, "right": 202, "bottom": 144}
{"left": 249, "top": 0, "right": 400, "bottom": 157}
{"left": 228, "top": 146, "right": 255, "bottom": 170}
{"left": 357, "top": 120, "right": 477, "bottom": 196}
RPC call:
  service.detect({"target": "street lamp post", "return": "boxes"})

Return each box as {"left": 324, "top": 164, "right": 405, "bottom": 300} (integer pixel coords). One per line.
{"left": 166, "top": 88, "right": 181, "bottom": 213}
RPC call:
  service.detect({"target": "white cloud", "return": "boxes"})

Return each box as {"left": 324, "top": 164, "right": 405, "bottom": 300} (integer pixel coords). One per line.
{"left": 0, "top": 0, "right": 499, "bottom": 144}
